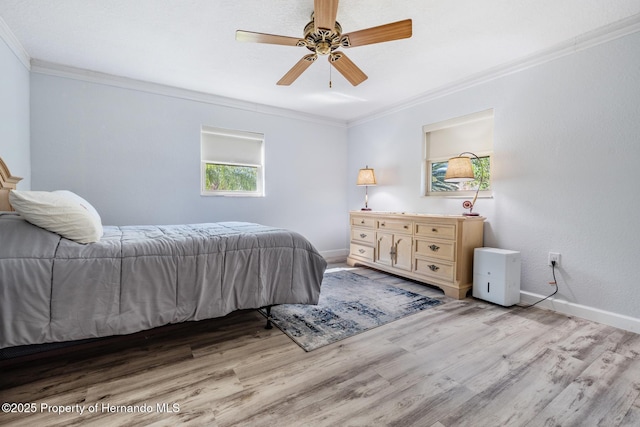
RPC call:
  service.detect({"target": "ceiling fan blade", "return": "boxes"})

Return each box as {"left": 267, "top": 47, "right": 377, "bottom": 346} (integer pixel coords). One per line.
{"left": 341, "top": 19, "right": 412, "bottom": 48}
{"left": 277, "top": 54, "right": 318, "bottom": 85}
{"left": 329, "top": 52, "right": 368, "bottom": 86}
{"left": 236, "top": 30, "right": 305, "bottom": 47}
{"left": 314, "top": 0, "right": 339, "bottom": 31}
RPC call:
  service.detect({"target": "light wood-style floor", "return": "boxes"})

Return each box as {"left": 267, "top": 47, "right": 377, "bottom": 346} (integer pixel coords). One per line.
{"left": 1, "top": 264, "right": 639, "bottom": 427}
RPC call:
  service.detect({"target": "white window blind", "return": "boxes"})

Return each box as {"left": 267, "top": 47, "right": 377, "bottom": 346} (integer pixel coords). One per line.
{"left": 426, "top": 116, "right": 494, "bottom": 161}
{"left": 201, "top": 126, "right": 263, "bottom": 165}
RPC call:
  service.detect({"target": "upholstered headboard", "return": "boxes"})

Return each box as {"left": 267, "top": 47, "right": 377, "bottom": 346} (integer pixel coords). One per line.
{"left": 0, "top": 157, "right": 23, "bottom": 211}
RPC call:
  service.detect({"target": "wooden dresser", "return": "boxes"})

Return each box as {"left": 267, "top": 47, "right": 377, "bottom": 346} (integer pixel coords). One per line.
{"left": 347, "top": 211, "right": 485, "bottom": 299}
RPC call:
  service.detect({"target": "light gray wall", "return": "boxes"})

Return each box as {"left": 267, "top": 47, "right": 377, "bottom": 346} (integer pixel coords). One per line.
{"left": 29, "top": 75, "right": 348, "bottom": 256}
{"left": 348, "top": 31, "right": 640, "bottom": 319}
{"left": 0, "top": 36, "right": 30, "bottom": 189}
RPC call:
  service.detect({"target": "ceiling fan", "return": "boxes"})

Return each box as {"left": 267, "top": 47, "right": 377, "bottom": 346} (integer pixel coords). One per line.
{"left": 236, "top": 0, "right": 412, "bottom": 86}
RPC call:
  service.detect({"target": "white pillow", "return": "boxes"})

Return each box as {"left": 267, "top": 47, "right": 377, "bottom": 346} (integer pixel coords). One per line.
{"left": 9, "top": 190, "right": 103, "bottom": 243}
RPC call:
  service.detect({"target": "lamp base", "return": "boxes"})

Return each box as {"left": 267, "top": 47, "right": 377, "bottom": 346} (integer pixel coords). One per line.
{"left": 361, "top": 208, "right": 372, "bottom": 211}
{"left": 463, "top": 212, "right": 480, "bottom": 216}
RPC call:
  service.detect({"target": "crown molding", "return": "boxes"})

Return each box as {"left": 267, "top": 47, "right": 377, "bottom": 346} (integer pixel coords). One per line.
{"left": 30, "top": 59, "right": 347, "bottom": 129}
{"left": 348, "top": 13, "right": 640, "bottom": 127}
{"left": 0, "top": 16, "right": 30, "bottom": 70}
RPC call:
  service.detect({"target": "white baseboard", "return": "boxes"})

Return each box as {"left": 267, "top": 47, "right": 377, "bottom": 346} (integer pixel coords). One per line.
{"left": 520, "top": 291, "right": 640, "bottom": 334}
{"left": 319, "top": 249, "right": 349, "bottom": 263}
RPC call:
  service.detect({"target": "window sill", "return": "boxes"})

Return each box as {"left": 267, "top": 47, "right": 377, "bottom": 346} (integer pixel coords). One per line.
{"left": 201, "top": 192, "right": 264, "bottom": 198}
{"left": 425, "top": 191, "right": 493, "bottom": 199}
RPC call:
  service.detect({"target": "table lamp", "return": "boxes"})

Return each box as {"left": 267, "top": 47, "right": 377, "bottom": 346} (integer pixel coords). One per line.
{"left": 444, "top": 152, "right": 483, "bottom": 216}
{"left": 356, "top": 166, "right": 376, "bottom": 211}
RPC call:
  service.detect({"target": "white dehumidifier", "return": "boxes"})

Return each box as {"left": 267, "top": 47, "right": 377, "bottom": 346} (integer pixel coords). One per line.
{"left": 473, "top": 248, "right": 521, "bottom": 306}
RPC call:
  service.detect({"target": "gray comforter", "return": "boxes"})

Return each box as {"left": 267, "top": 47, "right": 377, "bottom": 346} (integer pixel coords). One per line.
{"left": 0, "top": 213, "right": 326, "bottom": 349}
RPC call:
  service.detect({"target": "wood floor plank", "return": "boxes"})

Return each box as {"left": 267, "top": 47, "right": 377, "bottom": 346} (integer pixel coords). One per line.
{"left": 380, "top": 382, "right": 476, "bottom": 427}
{"left": 343, "top": 371, "right": 468, "bottom": 426}
{"left": 438, "top": 348, "right": 586, "bottom": 427}
{"left": 387, "top": 304, "right": 507, "bottom": 353}
{"left": 0, "top": 342, "right": 195, "bottom": 402}
{"left": 619, "top": 393, "right": 640, "bottom": 426}
{"left": 460, "top": 317, "right": 585, "bottom": 394}
{"left": 614, "top": 330, "right": 640, "bottom": 360}
{"left": 527, "top": 350, "right": 640, "bottom": 426}
{"left": 215, "top": 338, "right": 406, "bottom": 424}
{"left": 229, "top": 369, "right": 394, "bottom": 427}
{"left": 547, "top": 316, "right": 632, "bottom": 364}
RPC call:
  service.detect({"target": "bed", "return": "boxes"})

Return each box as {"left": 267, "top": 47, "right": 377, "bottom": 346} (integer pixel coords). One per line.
{"left": 0, "top": 157, "right": 326, "bottom": 351}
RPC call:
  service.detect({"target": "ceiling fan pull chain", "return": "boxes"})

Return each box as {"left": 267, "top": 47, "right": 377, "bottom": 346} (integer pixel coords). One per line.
{"left": 329, "top": 62, "right": 332, "bottom": 88}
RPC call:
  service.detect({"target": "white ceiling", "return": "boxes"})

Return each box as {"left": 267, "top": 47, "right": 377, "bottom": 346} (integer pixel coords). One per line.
{"left": 1, "top": 1, "right": 639, "bottom": 122}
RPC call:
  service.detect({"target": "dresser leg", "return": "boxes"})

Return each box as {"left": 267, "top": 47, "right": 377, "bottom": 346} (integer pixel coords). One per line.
{"left": 442, "top": 286, "right": 471, "bottom": 299}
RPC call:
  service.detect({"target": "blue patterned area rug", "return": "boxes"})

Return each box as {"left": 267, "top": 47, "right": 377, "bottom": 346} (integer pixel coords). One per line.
{"left": 262, "top": 270, "right": 442, "bottom": 352}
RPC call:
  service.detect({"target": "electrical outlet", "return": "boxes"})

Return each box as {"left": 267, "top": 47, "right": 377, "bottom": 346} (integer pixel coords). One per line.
{"left": 548, "top": 252, "right": 561, "bottom": 267}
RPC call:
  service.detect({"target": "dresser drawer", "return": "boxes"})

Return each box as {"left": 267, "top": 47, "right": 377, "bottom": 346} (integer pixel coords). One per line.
{"left": 414, "top": 222, "right": 456, "bottom": 240}
{"left": 415, "top": 258, "right": 455, "bottom": 282}
{"left": 414, "top": 238, "right": 455, "bottom": 261}
{"left": 350, "top": 243, "right": 374, "bottom": 261}
{"left": 351, "top": 227, "right": 375, "bottom": 244}
{"left": 377, "top": 219, "right": 412, "bottom": 233}
{"left": 351, "top": 216, "right": 375, "bottom": 228}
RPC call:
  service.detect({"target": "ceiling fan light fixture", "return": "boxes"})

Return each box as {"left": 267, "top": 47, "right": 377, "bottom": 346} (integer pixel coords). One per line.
{"left": 316, "top": 41, "right": 332, "bottom": 55}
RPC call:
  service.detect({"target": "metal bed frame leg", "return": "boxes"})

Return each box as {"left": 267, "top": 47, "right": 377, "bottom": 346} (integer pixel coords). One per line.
{"left": 264, "top": 305, "right": 273, "bottom": 329}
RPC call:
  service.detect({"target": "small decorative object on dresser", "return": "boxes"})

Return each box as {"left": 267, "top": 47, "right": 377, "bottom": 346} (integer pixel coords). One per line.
{"left": 347, "top": 211, "right": 485, "bottom": 299}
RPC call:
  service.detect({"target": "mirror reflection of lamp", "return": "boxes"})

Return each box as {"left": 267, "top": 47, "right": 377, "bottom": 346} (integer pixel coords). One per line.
{"left": 356, "top": 166, "right": 377, "bottom": 211}
{"left": 444, "top": 152, "right": 483, "bottom": 216}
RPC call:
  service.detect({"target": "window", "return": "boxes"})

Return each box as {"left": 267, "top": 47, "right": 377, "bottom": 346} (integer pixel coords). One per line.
{"left": 423, "top": 109, "right": 493, "bottom": 198}
{"left": 201, "top": 126, "right": 265, "bottom": 196}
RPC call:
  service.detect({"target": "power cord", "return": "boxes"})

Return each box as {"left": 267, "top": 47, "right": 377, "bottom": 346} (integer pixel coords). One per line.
{"left": 518, "top": 260, "right": 558, "bottom": 308}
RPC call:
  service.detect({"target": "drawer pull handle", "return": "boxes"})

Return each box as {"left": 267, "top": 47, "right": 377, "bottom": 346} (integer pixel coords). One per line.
{"left": 358, "top": 249, "right": 366, "bottom": 254}
{"left": 403, "top": 225, "right": 408, "bottom": 229}
{"left": 360, "top": 233, "right": 367, "bottom": 238}
{"left": 432, "top": 228, "right": 438, "bottom": 232}
{"left": 381, "top": 222, "right": 386, "bottom": 226}
{"left": 360, "top": 220, "right": 365, "bottom": 224}
{"left": 429, "top": 244, "right": 440, "bottom": 252}
{"left": 428, "top": 264, "right": 440, "bottom": 272}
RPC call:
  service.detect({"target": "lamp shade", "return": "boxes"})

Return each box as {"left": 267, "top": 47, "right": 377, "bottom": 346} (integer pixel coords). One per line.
{"left": 357, "top": 167, "right": 377, "bottom": 186}
{"left": 444, "top": 156, "right": 475, "bottom": 182}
